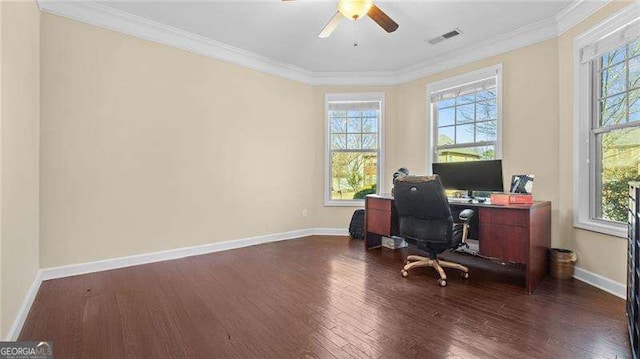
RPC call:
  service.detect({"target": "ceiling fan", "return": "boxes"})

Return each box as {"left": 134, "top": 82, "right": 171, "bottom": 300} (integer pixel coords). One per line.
{"left": 284, "top": 0, "right": 399, "bottom": 38}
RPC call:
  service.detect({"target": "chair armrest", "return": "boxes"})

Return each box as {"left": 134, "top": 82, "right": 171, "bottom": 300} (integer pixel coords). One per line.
{"left": 458, "top": 209, "right": 474, "bottom": 223}
{"left": 455, "top": 210, "right": 474, "bottom": 246}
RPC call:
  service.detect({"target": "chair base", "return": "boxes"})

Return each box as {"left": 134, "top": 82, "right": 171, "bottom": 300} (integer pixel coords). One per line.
{"left": 401, "top": 255, "right": 469, "bottom": 287}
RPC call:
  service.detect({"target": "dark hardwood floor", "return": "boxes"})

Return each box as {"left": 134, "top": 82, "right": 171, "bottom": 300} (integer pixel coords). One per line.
{"left": 20, "top": 236, "right": 629, "bottom": 358}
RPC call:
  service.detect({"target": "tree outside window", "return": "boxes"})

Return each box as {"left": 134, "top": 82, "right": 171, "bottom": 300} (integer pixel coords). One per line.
{"left": 594, "top": 39, "right": 640, "bottom": 223}
{"left": 428, "top": 71, "right": 501, "bottom": 198}
{"left": 431, "top": 75, "right": 500, "bottom": 166}
{"left": 326, "top": 97, "right": 382, "bottom": 204}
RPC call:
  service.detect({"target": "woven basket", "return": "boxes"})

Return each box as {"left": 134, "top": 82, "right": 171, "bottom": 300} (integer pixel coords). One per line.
{"left": 550, "top": 248, "right": 577, "bottom": 279}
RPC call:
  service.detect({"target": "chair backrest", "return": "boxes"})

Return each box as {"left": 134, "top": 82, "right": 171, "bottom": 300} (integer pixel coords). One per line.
{"left": 393, "top": 175, "right": 452, "bottom": 221}
{"left": 393, "top": 175, "right": 453, "bottom": 245}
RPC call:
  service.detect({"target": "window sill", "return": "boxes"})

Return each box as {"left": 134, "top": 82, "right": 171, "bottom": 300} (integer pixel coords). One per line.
{"left": 574, "top": 218, "right": 627, "bottom": 238}
{"left": 324, "top": 200, "right": 365, "bottom": 207}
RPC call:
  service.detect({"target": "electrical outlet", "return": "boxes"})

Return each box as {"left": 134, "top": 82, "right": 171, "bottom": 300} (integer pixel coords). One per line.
{"left": 301, "top": 209, "right": 308, "bottom": 218}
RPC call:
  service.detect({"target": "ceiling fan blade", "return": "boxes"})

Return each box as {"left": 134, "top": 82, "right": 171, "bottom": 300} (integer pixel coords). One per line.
{"left": 367, "top": 5, "right": 398, "bottom": 33}
{"left": 319, "top": 11, "right": 343, "bottom": 38}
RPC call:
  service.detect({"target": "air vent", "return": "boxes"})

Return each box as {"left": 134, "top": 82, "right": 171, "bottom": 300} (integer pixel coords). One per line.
{"left": 427, "top": 28, "right": 462, "bottom": 45}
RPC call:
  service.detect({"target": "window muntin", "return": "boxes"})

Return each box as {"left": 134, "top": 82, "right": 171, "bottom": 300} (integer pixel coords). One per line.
{"left": 573, "top": 6, "right": 640, "bottom": 237}
{"left": 592, "top": 39, "right": 640, "bottom": 223}
{"left": 326, "top": 95, "right": 382, "bottom": 204}
{"left": 432, "top": 80, "right": 499, "bottom": 164}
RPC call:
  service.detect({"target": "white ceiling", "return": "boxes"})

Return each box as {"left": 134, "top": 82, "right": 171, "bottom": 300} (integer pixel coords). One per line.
{"left": 96, "top": 0, "right": 573, "bottom": 73}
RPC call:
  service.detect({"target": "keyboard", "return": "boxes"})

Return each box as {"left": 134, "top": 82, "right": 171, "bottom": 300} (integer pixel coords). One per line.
{"left": 448, "top": 197, "right": 473, "bottom": 203}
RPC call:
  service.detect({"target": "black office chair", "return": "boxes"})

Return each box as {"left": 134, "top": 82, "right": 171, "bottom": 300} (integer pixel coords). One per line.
{"left": 393, "top": 175, "right": 474, "bottom": 287}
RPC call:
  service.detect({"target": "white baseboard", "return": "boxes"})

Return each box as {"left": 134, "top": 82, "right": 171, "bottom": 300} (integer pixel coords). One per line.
{"left": 8, "top": 227, "right": 348, "bottom": 340}
{"left": 573, "top": 266, "right": 626, "bottom": 299}
{"left": 40, "top": 228, "right": 350, "bottom": 281}
{"left": 6, "top": 270, "right": 43, "bottom": 341}
{"left": 314, "top": 227, "right": 350, "bottom": 236}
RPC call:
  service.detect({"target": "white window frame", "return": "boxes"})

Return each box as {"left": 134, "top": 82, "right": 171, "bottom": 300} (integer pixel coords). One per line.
{"left": 324, "top": 92, "right": 385, "bottom": 207}
{"left": 426, "top": 64, "right": 503, "bottom": 170}
{"left": 573, "top": 3, "right": 640, "bottom": 238}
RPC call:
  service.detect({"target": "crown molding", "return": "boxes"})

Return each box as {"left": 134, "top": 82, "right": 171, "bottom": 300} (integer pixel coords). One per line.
{"left": 395, "top": 15, "right": 560, "bottom": 84}
{"left": 555, "top": 0, "right": 610, "bottom": 35}
{"left": 37, "top": 0, "right": 314, "bottom": 84}
{"left": 37, "top": 0, "right": 611, "bottom": 87}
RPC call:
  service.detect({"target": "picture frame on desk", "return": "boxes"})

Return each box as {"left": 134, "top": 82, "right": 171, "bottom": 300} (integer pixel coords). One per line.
{"left": 510, "top": 174, "right": 534, "bottom": 194}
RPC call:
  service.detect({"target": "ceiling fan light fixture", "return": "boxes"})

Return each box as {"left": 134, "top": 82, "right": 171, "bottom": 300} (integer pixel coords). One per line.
{"left": 338, "top": 0, "right": 373, "bottom": 20}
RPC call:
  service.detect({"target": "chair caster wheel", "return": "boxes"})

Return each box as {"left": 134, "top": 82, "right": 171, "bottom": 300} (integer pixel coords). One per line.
{"left": 462, "top": 272, "right": 469, "bottom": 279}
{"left": 438, "top": 279, "right": 447, "bottom": 287}
{"left": 401, "top": 270, "right": 408, "bottom": 278}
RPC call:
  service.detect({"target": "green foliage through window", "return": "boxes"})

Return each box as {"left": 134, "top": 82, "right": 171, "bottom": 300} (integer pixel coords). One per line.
{"left": 353, "top": 184, "right": 377, "bottom": 199}
{"left": 596, "top": 39, "right": 640, "bottom": 223}
{"left": 328, "top": 101, "right": 380, "bottom": 201}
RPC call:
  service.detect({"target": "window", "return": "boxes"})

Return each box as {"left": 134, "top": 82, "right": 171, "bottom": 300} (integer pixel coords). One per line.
{"left": 574, "top": 6, "right": 640, "bottom": 237}
{"left": 325, "top": 93, "right": 383, "bottom": 206}
{"left": 427, "top": 65, "right": 502, "bottom": 166}
{"left": 592, "top": 40, "right": 640, "bottom": 223}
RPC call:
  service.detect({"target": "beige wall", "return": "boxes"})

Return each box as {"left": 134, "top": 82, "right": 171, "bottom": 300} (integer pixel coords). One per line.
{"left": 0, "top": 0, "right": 624, "bottom": 343}
{"left": 315, "top": 3, "right": 638, "bottom": 286}
{"left": 38, "top": 1, "right": 635, "bottom": 290}
{"left": 558, "top": 1, "right": 634, "bottom": 284}
{"left": 315, "top": 39, "right": 561, "bottom": 247}
{"left": 40, "top": 14, "right": 316, "bottom": 267}
{"left": 1, "top": 0, "right": 4, "bottom": 337}
{"left": 0, "top": 1, "right": 40, "bottom": 337}
{"left": 394, "top": 39, "right": 561, "bottom": 206}
{"left": 401, "top": 39, "right": 561, "bottom": 242}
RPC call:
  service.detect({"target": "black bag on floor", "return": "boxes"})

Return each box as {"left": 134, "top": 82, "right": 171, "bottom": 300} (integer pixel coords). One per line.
{"left": 349, "top": 209, "right": 365, "bottom": 239}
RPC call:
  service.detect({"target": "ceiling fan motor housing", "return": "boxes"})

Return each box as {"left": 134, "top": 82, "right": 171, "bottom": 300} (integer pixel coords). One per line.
{"left": 338, "top": 0, "right": 374, "bottom": 20}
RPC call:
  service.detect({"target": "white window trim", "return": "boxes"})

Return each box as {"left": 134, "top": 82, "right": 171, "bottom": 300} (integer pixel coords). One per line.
{"left": 324, "top": 92, "right": 385, "bottom": 207}
{"left": 572, "top": 3, "right": 640, "bottom": 238}
{"left": 426, "top": 64, "right": 503, "bottom": 171}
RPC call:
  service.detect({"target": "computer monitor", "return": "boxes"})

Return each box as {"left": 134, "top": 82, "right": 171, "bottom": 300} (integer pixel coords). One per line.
{"left": 432, "top": 159, "right": 504, "bottom": 197}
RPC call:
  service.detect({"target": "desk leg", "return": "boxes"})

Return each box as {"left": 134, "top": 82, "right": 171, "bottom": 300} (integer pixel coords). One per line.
{"left": 525, "top": 263, "right": 546, "bottom": 294}
{"left": 525, "top": 251, "right": 549, "bottom": 294}
{"left": 525, "top": 266, "right": 535, "bottom": 295}
{"left": 365, "top": 233, "right": 382, "bottom": 249}
{"left": 526, "top": 205, "right": 552, "bottom": 294}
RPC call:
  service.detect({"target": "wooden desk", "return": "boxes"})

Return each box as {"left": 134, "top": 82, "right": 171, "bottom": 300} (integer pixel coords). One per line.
{"left": 364, "top": 194, "right": 551, "bottom": 294}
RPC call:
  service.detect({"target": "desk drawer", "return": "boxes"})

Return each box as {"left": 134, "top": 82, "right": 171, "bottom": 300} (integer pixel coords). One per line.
{"left": 479, "top": 208, "right": 529, "bottom": 227}
{"left": 479, "top": 223, "right": 529, "bottom": 263}
{"left": 367, "top": 197, "right": 392, "bottom": 211}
